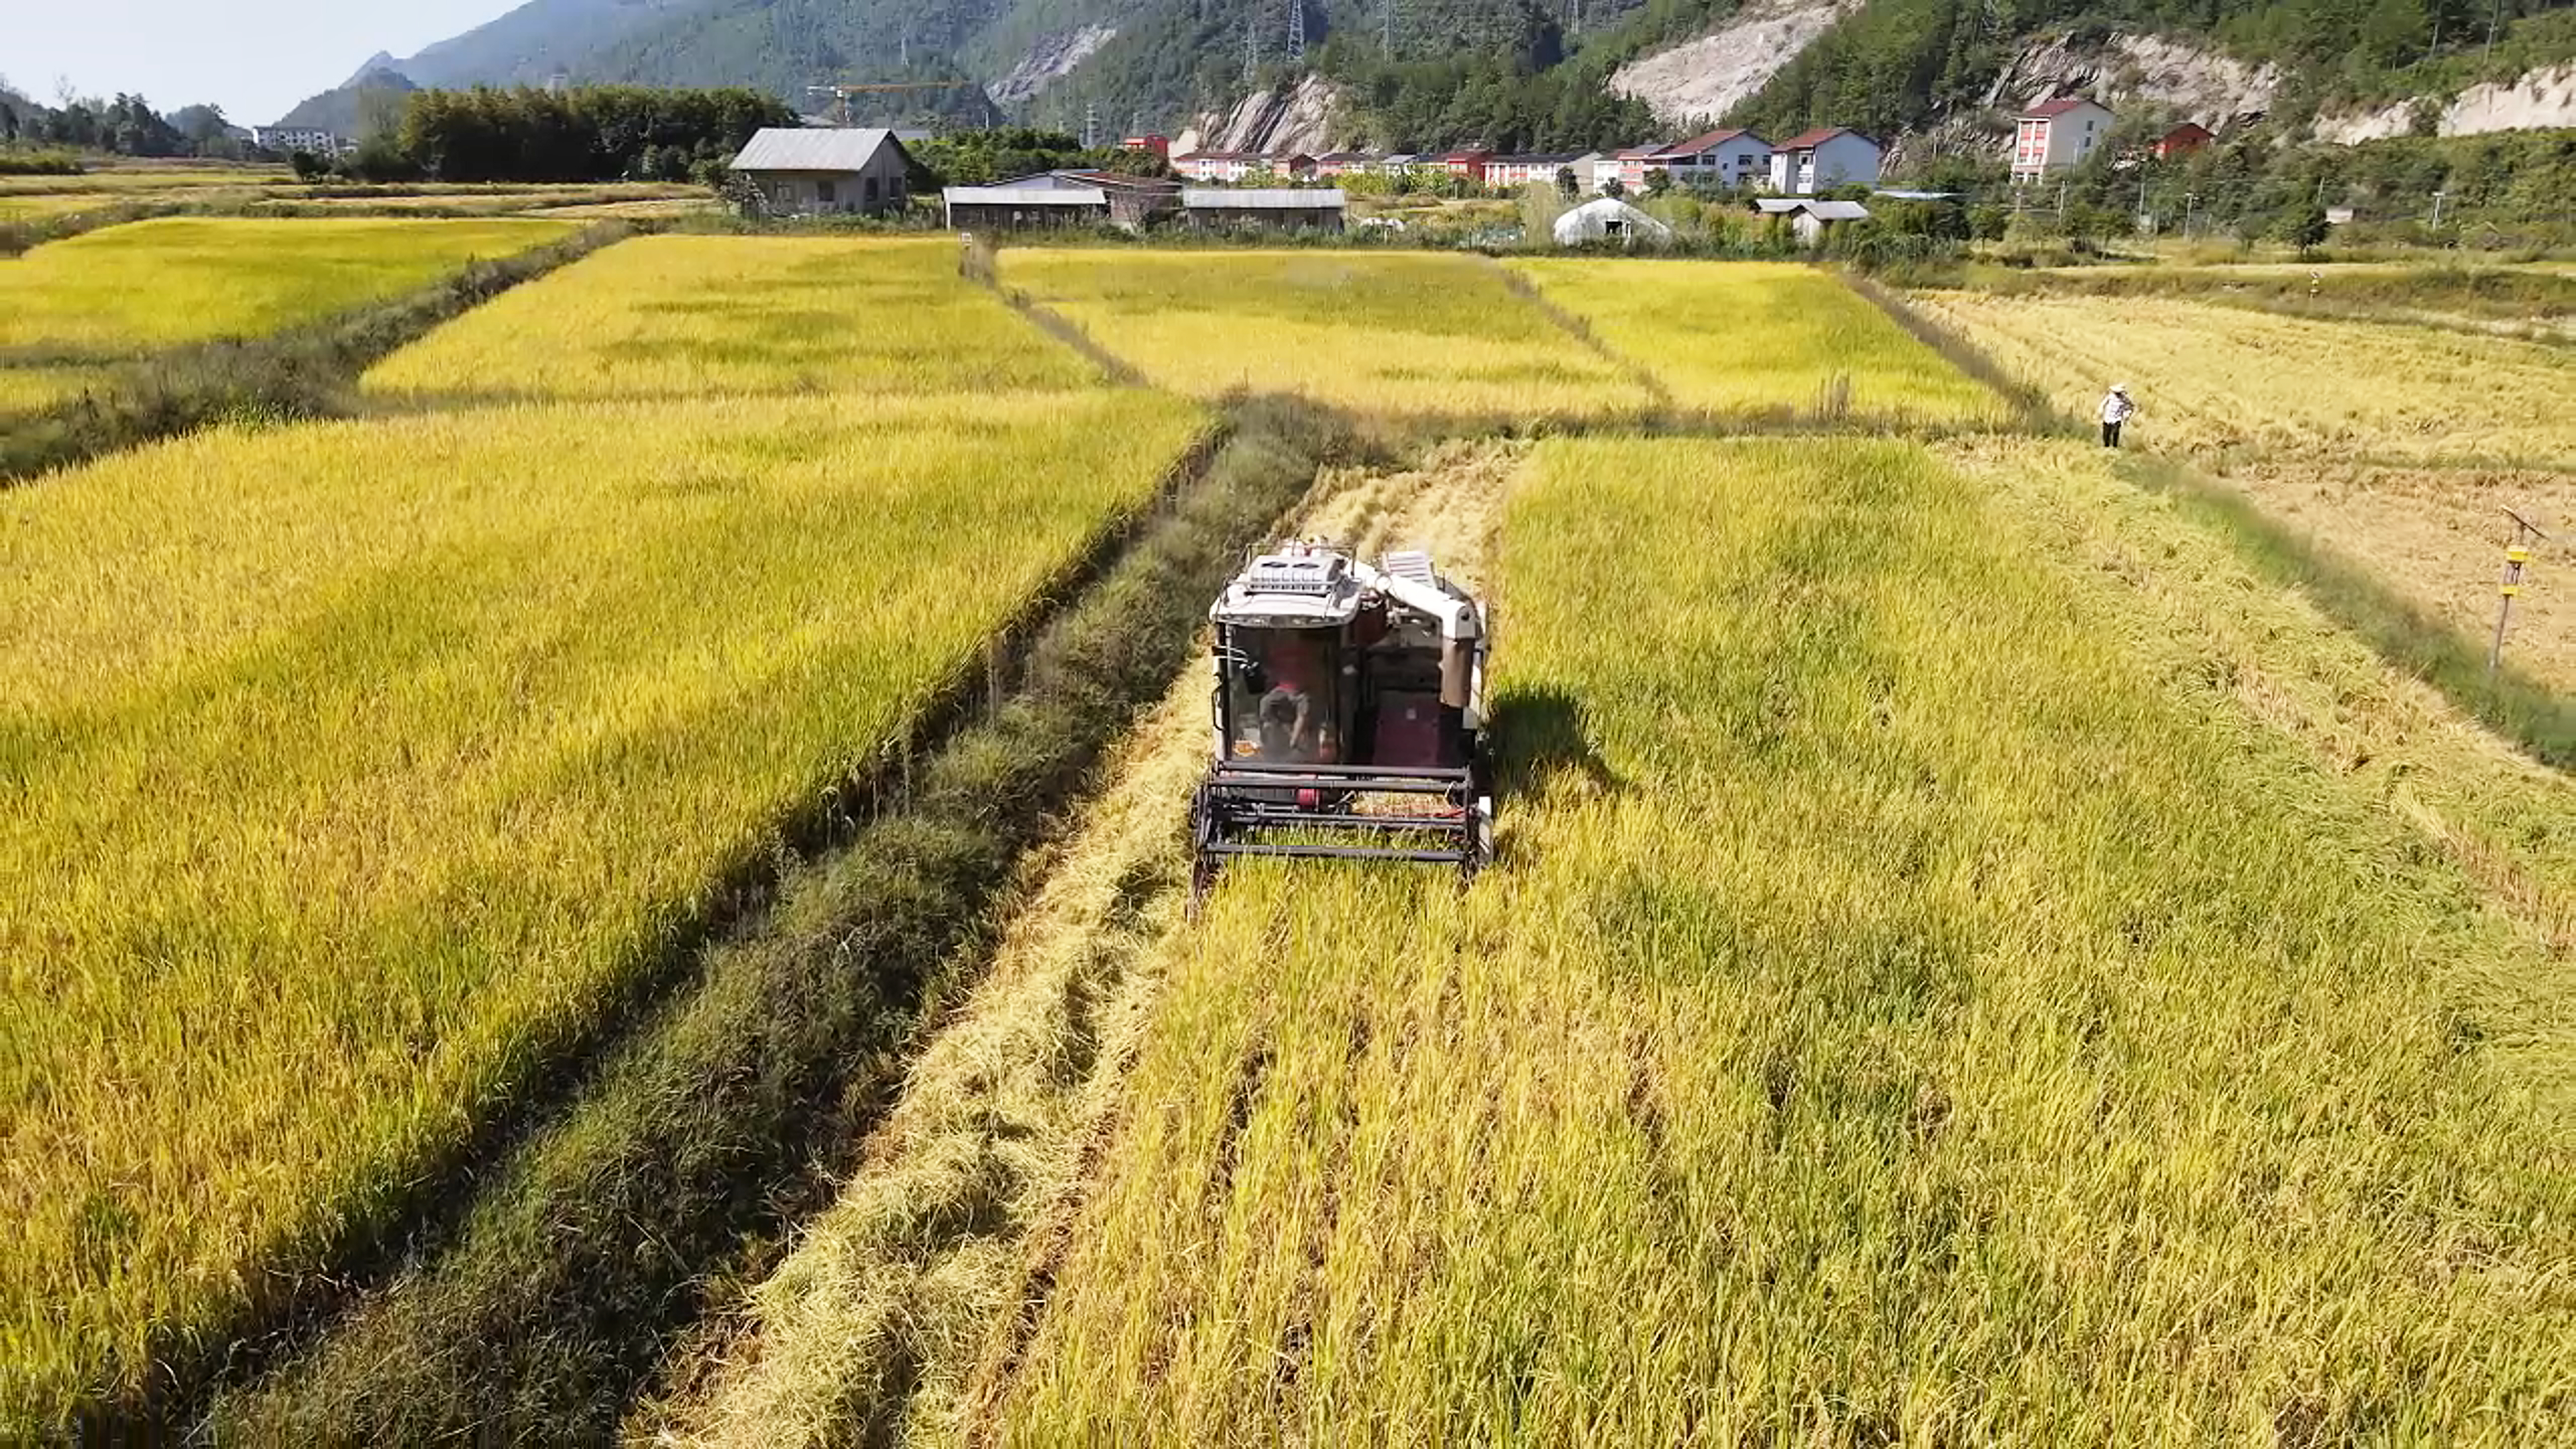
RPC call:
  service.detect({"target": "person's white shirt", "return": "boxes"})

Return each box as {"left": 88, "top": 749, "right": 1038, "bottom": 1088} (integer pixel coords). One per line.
{"left": 2101, "top": 390, "right": 2135, "bottom": 424}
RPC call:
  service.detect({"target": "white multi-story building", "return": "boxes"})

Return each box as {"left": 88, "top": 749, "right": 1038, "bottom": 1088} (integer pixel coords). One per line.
{"left": 251, "top": 125, "right": 350, "bottom": 156}
{"left": 1766, "top": 127, "right": 1880, "bottom": 194}
{"left": 2010, "top": 97, "right": 2114, "bottom": 184}
{"left": 1654, "top": 127, "right": 1772, "bottom": 190}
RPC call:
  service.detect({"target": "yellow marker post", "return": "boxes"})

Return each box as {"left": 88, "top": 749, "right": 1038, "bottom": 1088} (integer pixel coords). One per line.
{"left": 2490, "top": 510, "right": 2550, "bottom": 679}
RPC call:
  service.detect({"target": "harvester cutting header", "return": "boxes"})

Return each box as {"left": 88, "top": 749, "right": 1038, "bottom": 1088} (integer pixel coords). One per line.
{"left": 1188, "top": 540, "right": 1495, "bottom": 900}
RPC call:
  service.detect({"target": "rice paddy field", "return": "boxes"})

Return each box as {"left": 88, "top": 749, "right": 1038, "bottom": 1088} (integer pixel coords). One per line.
{"left": 0, "top": 227, "right": 1219, "bottom": 1429}
{"left": 1911, "top": 290, "right": 2573, "bottom": 468}
{"left": 366, "top": 235, "right": 1097, "bottom": 404}
{"left": 1510, "top": 258, "right": 2004, "bottom": 425}
{"left": 997, "top": 249, "right": 1654, "bottom": 420}
{"left": 0, "top": 215, "right": 579, "bottom": 356}
{"left": 9, "top": 230, "right": 2573, "bottom": 1443}
{"left": 974, "top": 437, "right": 2576, "bottom": 1442}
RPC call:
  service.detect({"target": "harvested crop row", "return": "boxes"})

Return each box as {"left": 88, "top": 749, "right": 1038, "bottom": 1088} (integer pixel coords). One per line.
{"left": 1911, "top": 289, "right": 2574, "bottom": 468}
{"left": 0, "top": 388, "right": 1208, "bottom": 1433}
{"left": 998, "top": 249, "right": 1654, "bottom": 423}
{"left": 1507, "top": 258, "right": 2006, "bottom": 427}
{"left": 365, "top": 235, "right": 1102, "bottom": 405}
{"left": 979, "top": 437, "right": 2575, "bottom": 1444}
{"left": 0, "top": 216, "right": 579, "bottom": 357}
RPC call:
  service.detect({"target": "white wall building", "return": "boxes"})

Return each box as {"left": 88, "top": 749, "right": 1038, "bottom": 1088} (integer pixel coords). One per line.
{"left": 251, "top": 125, "right": 348, "bottom": 156}
{"left": 1766, "top": 127, "right": 1880, "bottom": 194}
{"left": 1655, "top": 127, "right": 1771, "bottom": 190}
{"left": 2010, "top": 97, "right": 2115, "bottom": 184}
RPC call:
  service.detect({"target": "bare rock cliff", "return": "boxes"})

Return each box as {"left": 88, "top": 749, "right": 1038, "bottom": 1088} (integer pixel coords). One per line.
{"left": 1174, "top": 73, "right": 1349, "bottom": 155}
{"left": 1610, "top": 0, "right": 1860, "bottom": 129}
{"left": 2316, "top": 64, "right": 2576, "bottom": 142}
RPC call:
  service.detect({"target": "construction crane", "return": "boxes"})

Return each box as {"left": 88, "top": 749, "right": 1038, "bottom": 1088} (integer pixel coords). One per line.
{"left": 804, "top": 80, "right": 987, "bottom": 127}
{"left": 1188, "top": 541, "right": 1495, "bottom": 903}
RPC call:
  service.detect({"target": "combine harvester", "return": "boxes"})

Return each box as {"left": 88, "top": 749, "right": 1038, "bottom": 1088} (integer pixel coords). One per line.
{"left": 1188, "top": 541, "right": 1495, "bottom": 902}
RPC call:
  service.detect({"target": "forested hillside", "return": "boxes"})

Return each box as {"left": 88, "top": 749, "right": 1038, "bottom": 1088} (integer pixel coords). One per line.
{"left": 314, "top": 0, "right": 2576, "bottom": 150}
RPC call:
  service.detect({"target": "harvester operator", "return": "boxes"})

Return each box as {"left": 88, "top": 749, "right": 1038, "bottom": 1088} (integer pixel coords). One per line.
{"left": 1257, "top": 633, "right": 1333, "bottom": 764}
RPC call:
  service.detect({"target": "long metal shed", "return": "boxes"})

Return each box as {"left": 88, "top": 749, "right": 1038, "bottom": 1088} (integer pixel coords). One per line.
{"left": 1179, "top": 187, "right": 1346, "bottom": 233}
{"left": 942, "top": 184, "right": 1112, "bottom": 230}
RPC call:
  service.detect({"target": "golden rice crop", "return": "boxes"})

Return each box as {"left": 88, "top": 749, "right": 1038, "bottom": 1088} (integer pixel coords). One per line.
{"left": 366, "top": 235, "right": 1101, "bottom": 404}
{"left": 1913, "top": 289, "right": 2573, "bottom": 468}
{"left": 983, "top": 437, "right": 2575, "bottom": 1443}
{"left": 0, "top": 364, "right": 110, "bottom": 412}
{"left": 0, "top": 215, "right": 578, "bottom": 355}
{"left": 1509, "top": 258, "right": 2005, "bottom": 425}
{"left": 0, "top": 387, "right": 1208, "bottom": 1430}
{"left": 0, "top": 191, "right": 140, "bottom": 223}
{"left": 998, "top": 249, "right": 1652, "bottom": 420}
{"left": 0, "top": 166, "right": 286, "bottom": 195}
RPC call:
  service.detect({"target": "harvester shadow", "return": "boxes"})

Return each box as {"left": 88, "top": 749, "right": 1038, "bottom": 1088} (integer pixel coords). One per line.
{"left": 2121, "top": 451, "right": 2575, "bottom": 772}
{"left": 1489, "top": 687, "right": 1622, "bottom": 867}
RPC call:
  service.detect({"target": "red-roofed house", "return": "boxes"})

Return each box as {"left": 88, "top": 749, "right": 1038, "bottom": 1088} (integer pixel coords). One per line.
{"left": 1441, "top": 149, "right": 1495, "bottom": 181}
{"left": 2152, "top": 121, "right": 2213, "bottom": 160}
{"left": 1656, "top": 127, "right": 1772, "bottom": 190}
{"left": 1766, "top": 127, "right": 1880, "bottom": 195}
{"left": 2011, "top": 96, "right": 2114, "bottom": 183}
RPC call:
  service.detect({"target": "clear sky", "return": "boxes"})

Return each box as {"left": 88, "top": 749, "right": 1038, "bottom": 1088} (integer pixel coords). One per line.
{"left": 5, "top": 1, "right": 519, "bottom": 126}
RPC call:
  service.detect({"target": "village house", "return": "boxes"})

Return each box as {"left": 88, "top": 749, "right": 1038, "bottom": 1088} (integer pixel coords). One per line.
{"left": 2152, "top": 121, "right": 2213, "bottom": 160}
{"left": 1441, "top": 149, "right": 1495, "bottom": 181}
{"left": 1614, "top": 146, "right": 1668, "bottom": 190}
{"left": 1654, "top": 127, "right": 1771, "bottom": 190}
{"left": 1118, "top": 133, "right": 1171, "bottom": 158}
{"left": 727, "top": 127, "right": 915, "bottom": 215}
{"left": 1767, "top": 127, "right": 1880, "bottom": 194}
{"left": 2011, "top": 97, "right": 2115, "bottom": 183}
{"left": 1483, "top": 152, "right": 1585, "bottom": 189}
{"left": 1172, "top": 150, "right": 1259, "bottom": 182}
{"left": 1310, "top": 151, "right": 1368, "bottom": 177}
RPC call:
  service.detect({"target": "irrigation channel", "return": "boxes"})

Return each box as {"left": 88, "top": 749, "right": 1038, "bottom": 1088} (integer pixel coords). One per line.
{"left": 633, "top": 440, "right": 1527, "bottom": 1447}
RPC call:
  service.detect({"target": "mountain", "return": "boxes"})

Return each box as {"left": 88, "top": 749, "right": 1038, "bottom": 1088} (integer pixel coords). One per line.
{"left": 396, "top": 0, "right": 683, "bottom": 89}
{"left": 274, "top": 65, "right": 419, "bottom": 135}
{"left": 313, "top": 0, "right": 2576, "bottom": 151}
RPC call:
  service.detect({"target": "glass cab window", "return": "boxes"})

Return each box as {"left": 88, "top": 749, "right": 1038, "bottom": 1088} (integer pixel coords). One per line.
{"left": 1222, "top": 626, "right": 1342, "bottom": 765}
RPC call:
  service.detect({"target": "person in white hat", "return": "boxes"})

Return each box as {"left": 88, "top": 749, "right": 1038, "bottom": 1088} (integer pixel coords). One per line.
{"left": 2100, "top": 384, "right": 2135, "bottom": 449}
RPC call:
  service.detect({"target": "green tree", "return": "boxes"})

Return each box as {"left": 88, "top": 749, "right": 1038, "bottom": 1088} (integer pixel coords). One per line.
{"left": 2277, "top": 201, "right": 2332, "bottom": 252}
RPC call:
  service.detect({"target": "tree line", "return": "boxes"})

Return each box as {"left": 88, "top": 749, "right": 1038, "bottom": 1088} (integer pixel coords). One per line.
{"left": 351, "top": 87, "right": 797, "bottom": 183}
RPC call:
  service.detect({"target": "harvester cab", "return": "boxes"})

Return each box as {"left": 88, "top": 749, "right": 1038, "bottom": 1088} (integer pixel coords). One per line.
{"left": 1188, "top": 540, "right": 1494, "bottom": 902}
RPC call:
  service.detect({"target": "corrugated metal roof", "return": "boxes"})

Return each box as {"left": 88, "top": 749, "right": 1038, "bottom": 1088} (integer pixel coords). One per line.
{"left": 731, "top": 127, "right": 901, "bottom": 172}
{"left": 2020, "top": 96, "right": 2106, "bottom": 119}
{"left": 1181, "top": 188, "right": 1346, "bottom": 209}
{"left": 1755, "top": 198, "right": 1870, "bottom": 219}
{"left": 943, "top": 186, "right": 1109, "bottom": 205}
